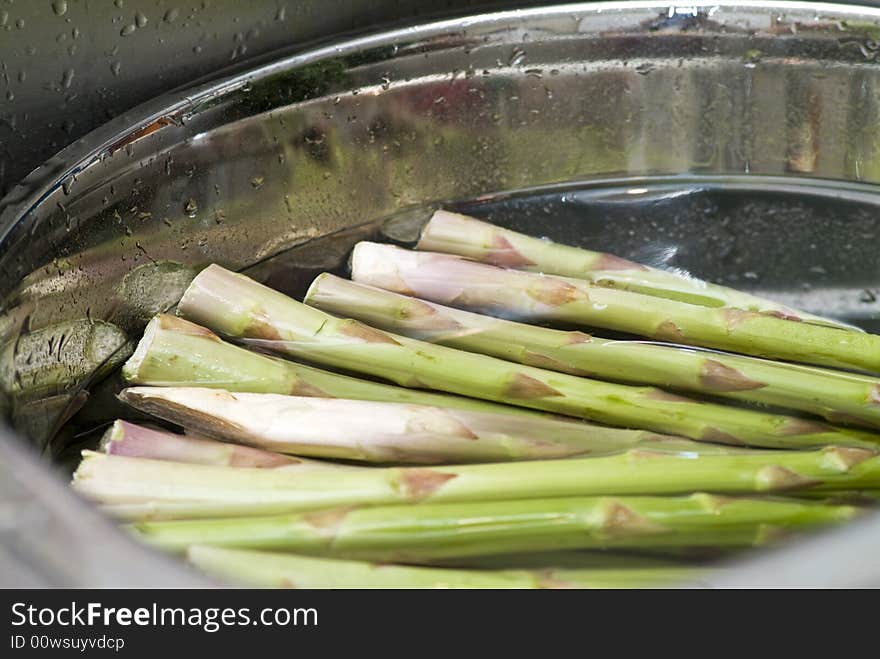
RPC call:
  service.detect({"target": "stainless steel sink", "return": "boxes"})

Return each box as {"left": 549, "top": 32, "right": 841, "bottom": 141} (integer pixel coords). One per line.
{"left": 2, "top": 1, "right": 879, "bottom": 586}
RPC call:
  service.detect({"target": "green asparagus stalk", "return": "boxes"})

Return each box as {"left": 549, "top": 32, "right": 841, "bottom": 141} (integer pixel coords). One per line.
{"left": 101, "top": 419, "right": 321, "bottom": 469}
{"left": 136, "top": 494, "right": 856, "bottom": 560}
{"left": 119, "top": 386, "right": 736, "bottom": 464}
{"left": 418, "top": 210, "right": 858, "bottom": 331}
{"left": 350, "top": 242, "right": 880, "bottom": 374}
{"left": 187, "top": 545, "right": 704, "bottom": 588}
{"left": 305, "top": 274, "right": 880, "bottom": 429}
{"left": 122, "top": 314, "right": 551, "bottom": 418}
{"left": 176, "top": 265, "right": 880, "bottom": 449}
{"left": 73, "top": 445, "right": 880, "bottom": 520}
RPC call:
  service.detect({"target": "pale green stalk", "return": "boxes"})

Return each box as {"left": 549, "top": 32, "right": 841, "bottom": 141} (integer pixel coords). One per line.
{"left": 73, "top": 445, "right": 880, "bottom": 520}
{"left": 417, "top": 210, "right": 858, "bottom": 331}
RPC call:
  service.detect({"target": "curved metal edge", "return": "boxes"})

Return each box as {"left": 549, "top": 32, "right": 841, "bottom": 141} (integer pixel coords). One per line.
{"left": 703, "top": 514, "right": 880, "bottom": 588}
{"left": 0, "top": 427, "right": 210, "bottom": 587}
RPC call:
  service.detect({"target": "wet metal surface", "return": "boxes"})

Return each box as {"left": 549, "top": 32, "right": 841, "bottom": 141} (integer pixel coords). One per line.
{"left": 1, "top": 2, "right": 879, "bottom": 586}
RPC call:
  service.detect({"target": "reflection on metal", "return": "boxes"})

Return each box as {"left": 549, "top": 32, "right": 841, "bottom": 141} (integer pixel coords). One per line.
{"left": 0, "top": 2, "right": 879, "bottom": 586}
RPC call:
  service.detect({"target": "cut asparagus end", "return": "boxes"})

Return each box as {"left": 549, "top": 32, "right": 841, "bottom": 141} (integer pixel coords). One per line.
{"left": 100, "top": 419, "right": 306, "bottom": 469}
{"left": 123, "top": 315, "right": 218, "bottom": 382}
{"left": 350, "top": 241, "right": 419, "bottom": 294}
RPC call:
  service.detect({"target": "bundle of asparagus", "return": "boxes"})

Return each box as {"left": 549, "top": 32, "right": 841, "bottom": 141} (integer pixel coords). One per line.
{"left": 170, "top": 265, "right": 880, "bottom": 450}
{"left": 349, "top": 242, "right": 880, "bottom": 373}
{"left": 304, "top": 274, "right": 880, "bottom": 429}
{"left": 68, "top": 214, "right": 880, "bottom": 587}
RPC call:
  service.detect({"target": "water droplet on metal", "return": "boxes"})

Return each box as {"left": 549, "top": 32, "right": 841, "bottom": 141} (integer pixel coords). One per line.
{"left": 250, "top": 176, "right": 264, "bottom": 189}
{"left": 114, "top": 0, "right": 124, "bottom": 7}
{"left": 51, "top": 0, "right": 67, "bottom": 16}
{"left": 120, "top": 24, "right": 135, "bottom": 36}
{"left": 193, "top": 45, "right": 202, "bottom": 54}
{"left": 15, "top": 18, "right": 24, "bottom": 29}
{"left": 111, "top": 61, "right": 121, "bottom": 76}
{"left": 275, "top": 6, "right": 286, "bottom": 21}
{"left": 61, "top": 68, "right": 74, "bottom": 89}
{"left": 135, "top": 11, "right": 147, "bottom": 28}
{"left": 508, "top": 47, "right": 525, "bottom": 67}
{"left": 163, "top": 8, "right": 179, "bottom": 23}
{"left": 184, "top": 198, "right": 198, "bottom": 217}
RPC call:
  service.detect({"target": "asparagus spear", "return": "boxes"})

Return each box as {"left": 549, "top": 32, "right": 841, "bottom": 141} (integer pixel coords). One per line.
{"left": 120, "top": 386, "right": 736, "bottom": 464}
{"left": 418, "top": 210, "right": 858, "bottom": 331}
{"left": 122, "top": 314, "right": 553, "bottom": 419}
{"left": 187, "top": 545, "right": 704, "bottom": 588}
{"left": 101, "top": 419, "right": 320, "bottom": 469}
{"left": 136, "top": 494, "right": 856, "bottom": 560}
{"left": 305, "top": 275, "right": 880, "bottom": 429}
{"left": 73, "top": 445, "right": 880, "bottom": 520}
{"left": 176, "top": 265, "right": 880, "bottom": 449}
{"left": 351, "top": 242, "right": 880, "bottom": 374}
